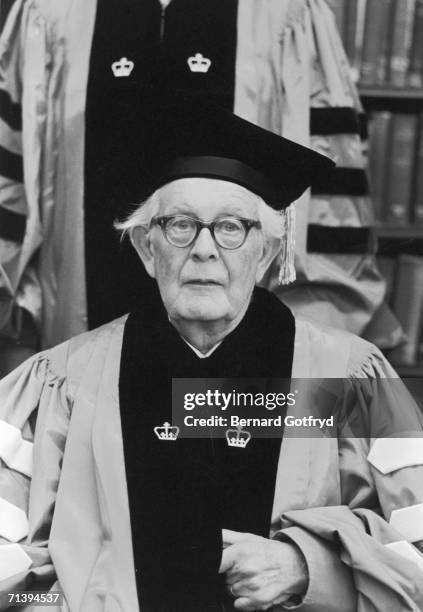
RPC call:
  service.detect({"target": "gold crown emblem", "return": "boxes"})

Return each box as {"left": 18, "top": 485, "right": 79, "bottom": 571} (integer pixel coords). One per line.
{"left": 226, "top": 426, "right": 251, "bottom": 449}
{"left": 111, "top": 57, "right": 134, "bottom": 77}
{"left": 154, "top": 422, "right": 180, "bottom": 441}
{"left": 187, "top": 53, "right": 212, "bottom": 73}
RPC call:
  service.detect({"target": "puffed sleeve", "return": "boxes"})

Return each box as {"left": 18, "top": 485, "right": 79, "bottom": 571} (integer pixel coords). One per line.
{"left": 273, "top": 342, "right": 423, "bottom": 610}
{"left": 344, "top": 340, "right": 423, "bottom": 557}
{"left": 248, "top": 0, "right": 401, "bottom": 347}
{"left": 0, "top": 352, "right": 70, "bottom": 610}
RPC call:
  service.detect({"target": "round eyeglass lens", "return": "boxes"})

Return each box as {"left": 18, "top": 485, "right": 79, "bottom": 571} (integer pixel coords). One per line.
{"left": 215, "top": 219, "right": 245, "bottom": 248}
{"left": 166, "top": 217, "right": 197, "bottom": 246}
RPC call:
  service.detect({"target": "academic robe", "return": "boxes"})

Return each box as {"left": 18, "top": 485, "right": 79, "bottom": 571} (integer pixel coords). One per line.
{"left": 0, "top": 316, "right": 423, "bottom": 611}
{"left": 0, "top": 0, "right": 400, "bottom": 350}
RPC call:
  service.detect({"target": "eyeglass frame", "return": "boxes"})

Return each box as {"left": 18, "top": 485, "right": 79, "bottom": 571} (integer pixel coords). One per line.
{"left": 150, "top": 215, "right": 262, "bottom": 250}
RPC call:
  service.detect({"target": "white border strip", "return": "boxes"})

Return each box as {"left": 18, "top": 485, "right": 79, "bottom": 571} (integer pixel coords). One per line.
{"left": 0, "top": 543, "right": 32, "bottom": 581}
{"left": 390, "top": 504, "right": 423, "bottom": 543}
{"left": 386, "top": 541, "right": 423, "bottom": 573}
{"left": 0, "top": 421, "right": 32, "bottom": 477}
{"left": 0, "top": 497, "right": 29, "bottom": 542}
{"left": 368, "top": 439, "right": 423, "bottom": 474}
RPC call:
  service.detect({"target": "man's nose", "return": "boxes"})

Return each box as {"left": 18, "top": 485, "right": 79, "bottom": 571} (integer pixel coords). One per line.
{"left": 189, "top": 227, "right": 219, "bottom": 261}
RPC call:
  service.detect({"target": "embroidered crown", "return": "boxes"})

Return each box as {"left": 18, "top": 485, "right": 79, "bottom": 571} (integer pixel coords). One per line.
{"left": 226, "top": 426, "right": 251, "bottom": 448}
{"left": 111, "top": 57, "right": 134, "bottom": 78}
{"left": 187, "top": 53, "right": 211, "bottom": 73}
{"left": 154, "top": 422, "right": 180, "bottom": 441}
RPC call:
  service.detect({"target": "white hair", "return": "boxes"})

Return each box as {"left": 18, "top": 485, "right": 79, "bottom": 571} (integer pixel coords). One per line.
{"left": 114, "top": 190, "right": 161, "bottom": 237}
{"left": 114, "top": 187, "right": 285, "bottom": 248}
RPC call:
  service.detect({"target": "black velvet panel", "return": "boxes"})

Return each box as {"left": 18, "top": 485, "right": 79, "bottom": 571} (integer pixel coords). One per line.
{"left": 0, "top": 207, "right": 25, "bottom": 242}
{"left": 0, "top": 89, "right": 22, "bottom": 131}
{"left": 162, "top": 0, "right": 238, "bottom": 106}
{"left": 309, "top": 108, "right": 367, "bottom": 140}
{"left": 311, "top": 167, "right": 370, "bottom": 196}
{"left": 119, "top": 287, "right": 295, "bottom": 611}
{"left": 310, "top": 107, "right": 361, "bottom": 136}
{"left": 307, "top": 225, "right": 374, "bottom": 254}
{"left": 84, "top": 0, "right": 238, "bottom": 329}
{"left": 0, "top": 144, "right": 22, "bottom": 182}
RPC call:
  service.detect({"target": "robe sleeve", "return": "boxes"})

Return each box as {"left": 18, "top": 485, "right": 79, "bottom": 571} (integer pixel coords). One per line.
{"left": 0, "top": 352, "right": 70, "bottom": 610}
{"left": 0, "top": 0, "right": 49, "bottom": 342}
{"left": 256, "top": 0, "right": 402, "bottom": 349}
{"left": 273, "top": 344, "right": 423, "bottom": 611}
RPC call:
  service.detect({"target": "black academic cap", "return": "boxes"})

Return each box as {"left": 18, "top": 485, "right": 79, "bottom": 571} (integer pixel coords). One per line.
{"left": 142, "top": 97, "right": 335, "bottom": 209}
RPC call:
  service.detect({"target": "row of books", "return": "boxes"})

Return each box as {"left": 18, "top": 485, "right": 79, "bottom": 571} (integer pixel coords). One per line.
{"left": 368, "top": 111, "right": 423, "bottom": 225}
{"left": 380, "top": 255, "right": 423, "bottom": 366}
{"left": 330, "top": 0, "right": 423, "bottom": 87}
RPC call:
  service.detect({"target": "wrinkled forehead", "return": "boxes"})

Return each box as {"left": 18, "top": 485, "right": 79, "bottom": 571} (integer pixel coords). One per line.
{"left": 157, "top": 177, "right": 260, "bottom": 218}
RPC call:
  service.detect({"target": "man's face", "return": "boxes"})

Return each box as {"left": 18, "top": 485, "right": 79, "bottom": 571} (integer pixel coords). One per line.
{"left": 142, "top": 178, "right": 267, "bottom": 325}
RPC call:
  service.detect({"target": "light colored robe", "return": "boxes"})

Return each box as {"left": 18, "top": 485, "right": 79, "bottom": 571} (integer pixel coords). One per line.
{"left": 0, "top": 0, "right": 398, "bottom": 349}
{"left": 0, "top": 317, "right": 423, "bottom": 610}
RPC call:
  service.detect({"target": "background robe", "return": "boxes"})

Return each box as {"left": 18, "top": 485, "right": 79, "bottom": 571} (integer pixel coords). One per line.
{"left": 0, "top": 0, "right": 400, "bottom": 351}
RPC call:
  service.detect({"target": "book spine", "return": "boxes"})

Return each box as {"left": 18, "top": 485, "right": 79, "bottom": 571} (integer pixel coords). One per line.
{"left": 389, "top": 0, "right": 416, "bottom": 86}
{"left": 353, "top": 0, "right": 368, "bottom": 81}
{"left": 384, "top": 113, "right": 418, "bottom": 225}
{"left": 389, "top": 255, "right": 423, "bottom": 365}
{"left": 369, "top": 112, "right": 393, "bottom": 220}
{"left": 377, "top": 0, "right": 395, "bottom": 83}
{"left": 360, "top": 0, "right": 393, "bottom": 85}
{"left": 413, "top": 114, "right": 423, "bottom": 225}
{"left": 408, "top": 0, "right": 423, "bottom": 86}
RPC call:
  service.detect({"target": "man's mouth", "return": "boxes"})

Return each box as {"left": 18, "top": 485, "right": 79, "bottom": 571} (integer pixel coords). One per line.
{"left": 184, "top": 279, "right": 222, "bottom": 286}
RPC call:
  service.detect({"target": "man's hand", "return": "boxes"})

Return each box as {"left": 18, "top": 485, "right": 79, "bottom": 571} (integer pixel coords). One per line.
{"left": 219, "top": 529, "right": 309, "bottom": 611}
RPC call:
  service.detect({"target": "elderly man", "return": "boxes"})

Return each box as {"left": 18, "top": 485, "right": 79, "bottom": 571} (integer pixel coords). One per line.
{"left": 0, "top": 101, "right": 423, "bottom": 612}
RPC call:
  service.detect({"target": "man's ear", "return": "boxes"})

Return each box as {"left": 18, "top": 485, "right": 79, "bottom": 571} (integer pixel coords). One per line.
{"left": 131, "top": 226, "right": 156, "bottom": 278}
{"left": 255, "top": 238, "right": 282, "bottom": 283}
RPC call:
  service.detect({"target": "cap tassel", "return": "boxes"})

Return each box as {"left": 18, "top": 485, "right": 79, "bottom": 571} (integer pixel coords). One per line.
{"left": 278, "top": 203, "right": 296, "bottom": 285}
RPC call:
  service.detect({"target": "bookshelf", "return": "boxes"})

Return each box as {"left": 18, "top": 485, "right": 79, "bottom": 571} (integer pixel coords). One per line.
{"left": 376, "top": 225, "right": 423, "bottom": 239}
{"left": 376, "top": 226, "right": 423, "bottom": 260}
{"left": 359, "top": 86, "right": 423, "bottom": 100}
{"left": 333, "top": 1, "right": 423, "bottom": 379}
{"left": 364, "top": 85, "right": 423, "bottom": 376}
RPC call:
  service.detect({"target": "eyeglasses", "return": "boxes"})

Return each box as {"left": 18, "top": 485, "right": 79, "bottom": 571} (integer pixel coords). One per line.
{"left": 151, "top": 215, "right": 262, "bottom": 249}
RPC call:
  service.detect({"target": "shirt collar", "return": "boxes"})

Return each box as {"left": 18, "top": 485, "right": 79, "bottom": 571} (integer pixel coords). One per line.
{"left": 181, "top": 337, "right": 223, "bottom": 359}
